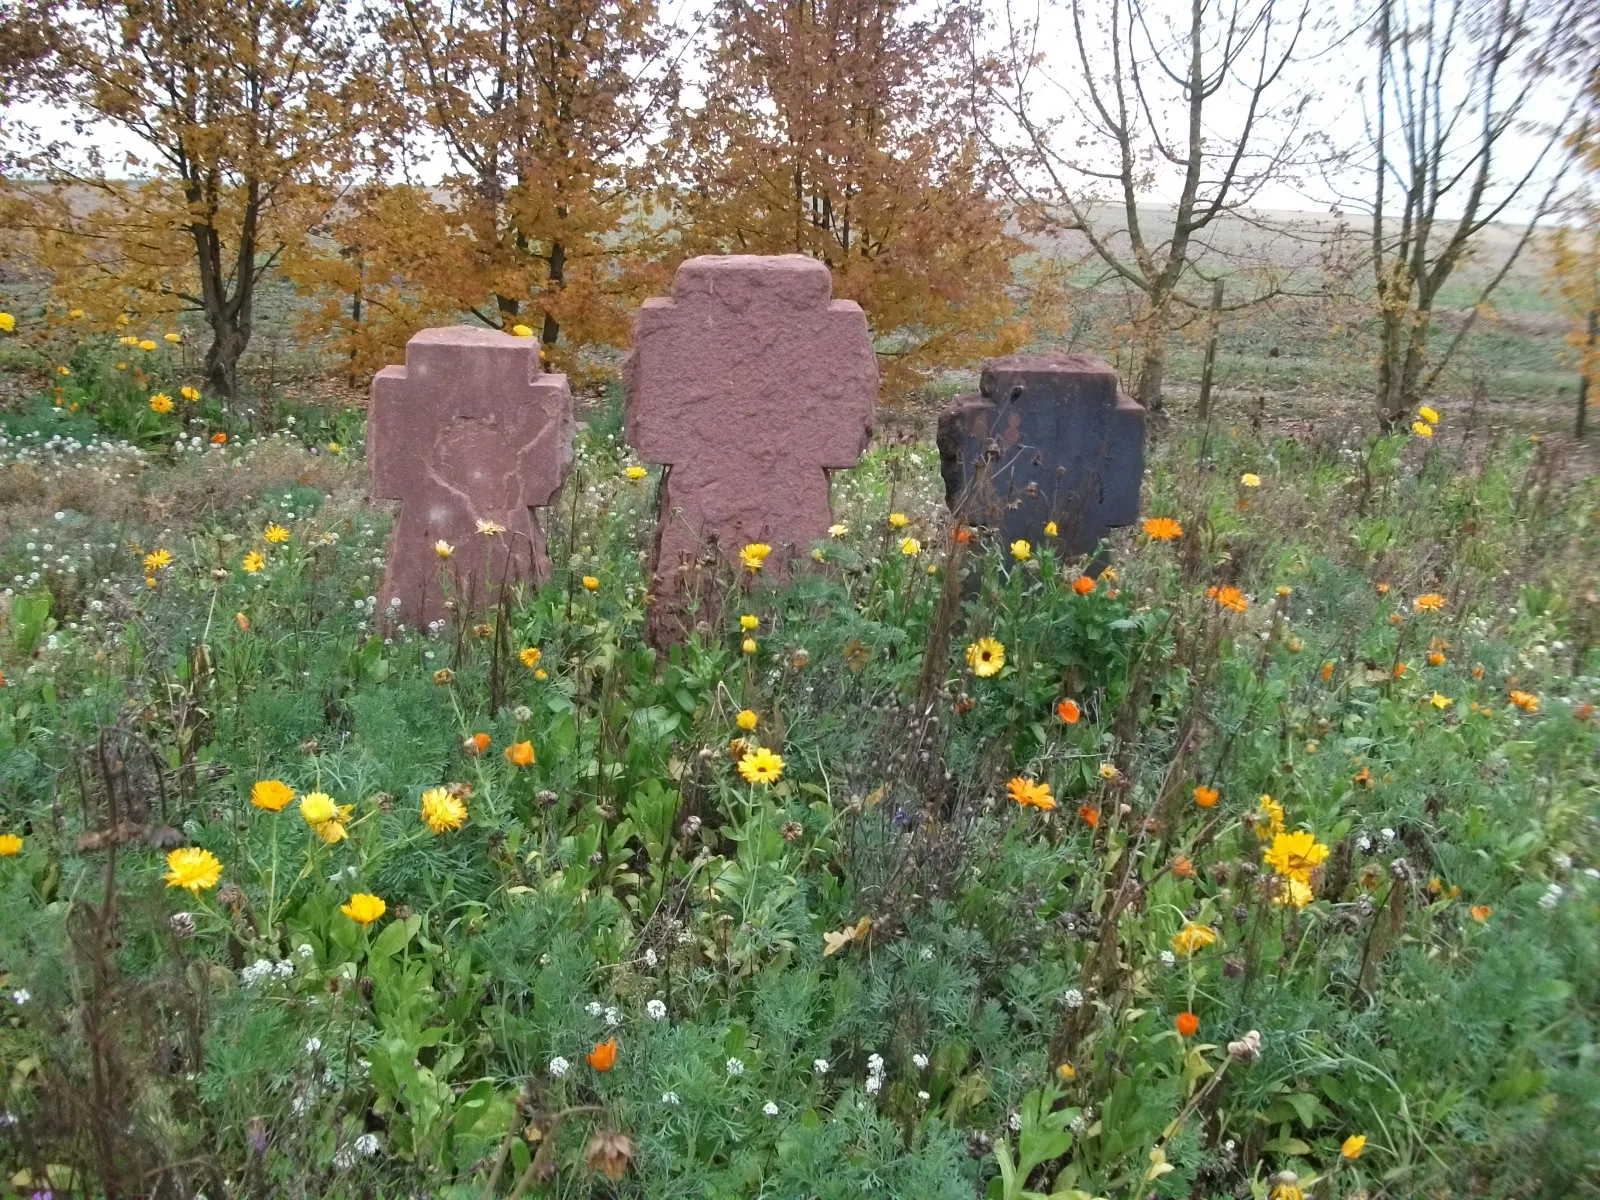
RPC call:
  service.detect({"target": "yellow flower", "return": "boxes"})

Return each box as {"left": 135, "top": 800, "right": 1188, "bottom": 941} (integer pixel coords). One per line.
{"left": 1044, "top": 521, "right": 1058, "bottom": 537}
{"left": 420, "top": 786, "right": 467, "bottom": 834}
{"left": 163, "top": 847, "right": 222, "bottom": 893}
{"left": 1010, "top": 539, "right": 1031, "bottom": 561}
{"left": 1240, "top": 473, "right": 1261, "bottom": 487}
{"left": 116, "top": 313, "right": 130, "bottom": 326}
{"left": 144, "top": 548, "right": 172, "bottom": 572}
{"left": 735, "top": 708, "right": 759, "bottom": 731}
{"left": 828, "top": 523, "right": 849, "bottom": 537}
{"left": 138, "top": 339, "right": 157, "bottom": 351}
{"left": 1341, "top": 1134, "right": 1367, "bottom": 1159}
{"left": 582, "top": 575, "right": 600, "bottom": 590}
{"left": 1098, "top": 762, "right": 1120, "bottom": 779}
{"left": 535, "top": 668, "right": 548, "bottom": 680}
{"left": 811, "top": 548, "right": 826, "bottom": 562}
{"left": 738, "top": 746, "right": 785, "bottom": 785}
{"left": 888, "top": 512, "right": 909, "bottom": 529}
{"left": 434, "top": 540, "right": 453, "bottom": 559}
{"left": 1056, "top": 1061, "right": 1076, "bottom": 1079}
{"left": 966, "top": 637, "right": 1005, "bottom": 677}
{"left": 0, "top": 833, "right": 23, "bottom": 855}
{"left": 520, "top": 647, "right": 542, "bottom": 669}
{"left": 1430, "top": 692, "right": 1453, "bottom": 709}
{"left": 1257, "top": 795, "right": 1286, "bottom": 838}
{"left": 625, "top": 465, "right": 648, "bottom": 480}
{"left": 327, "top": 442, "right": 341, "bottom": 453}
{"left": 740, "top": 543, "right": 772, "bottom": 572}
{"left": 1418, "top": 405, "right": 1440, "bottom": 425}
{"left": 57, "top": 365, "right": 70, "bottom": 377}
{"left": 68, "top": 308, "right": 84, "bottom": 320}
{"left": 1144, "top": 516, "right": 1183, "bottom": 540}
{"left": 164, "top": 332, "right": 182, "bottom": 344}
{"left": 475, "top": 518, "right": 505, "bottom": 536}
{"left": 0, "top": 312, "right": 13, "bottom": 332}
{"left": 149, "top": 393, "right": 174, "bottom": 414}
{"left": 300, "top": 791, "right": 352, "bottom": 842}
{"left": 1509, "top": 689, "right": 1539, "bottom": 713}
{"left": 740, "top": 614, "right": 759, "bottom": 631}
{"left": 900, "top": 537, "right": 922, "bottom": 556}
{"left": 116, "top": 362, "right": 127, "bottom": 370}
{"left": 1264, "top": 829, "right": 1330, "bottom": 884}
{"left": 505, "top": 740, "right": 535, "bottom": 767}
{"left": 119, "top": 335, "right": 140, "bottom": 346}
{"left": 264, "top": 524, "right": 290, "bottom": 544}
{"left": 242, "top": 551, "right": 265, "bottom": 573}
{"left": 1275, "top": 877, "right": 1314, "bottom": 908}
{"left": 250, "top": 780, "right": 294, "bottom": 812}
{"left": 1412, "top": 421, "right": 1434, "bottom": 439}
{"left": 340, "top": 893, "right": 386, "bottom": 925}
{"left": 1170, "top": 922, "right": 1218, "bottom": 955}
{"left": 742, "top": 637, "right": 757, "bottom": 654}
{"left": 180, "top": 386, "right": 201, "bottom": 402}
{"left": 1413, "top": 592, "right": 1444, "bottom": 612}
{"left": 1007, "top": 776, "right": 1055, "bottom": 810}
{"left": 510, "top": 324, "right": 534, "bottom": 338}
{"left": 1271, "top": 1180, "right": 1304, "bottom": 1200}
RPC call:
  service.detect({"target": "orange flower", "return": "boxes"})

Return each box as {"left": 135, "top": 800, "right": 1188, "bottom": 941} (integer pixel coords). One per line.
{"left": 1577, "top": 703, "right": 1594, "bottom": 722}
{"left": 588, "top": 1039, "right": 618, "bottom": 1071}
{"left": 1428, "top": 652, "right": 1446, "bottom": 666}
{"left": 210, "top": 431, "right": 227, "bottom": 445}
{"left": 1007, "top": 777, "right": 1056, "bottom": 810}
{"left": 1320, "top": 661, "right": 1334, "bottom": 682}
{"left": 1470, "top": 905, "right": 1492, "bottom": 923}
{"left": 1143, "top": 516, "right": 1183, "bottom": 541}
{"left": 1175, "top": 1012, "right": 1199, "bottom": 1037}
{"left": 1077, "top": 803, "right": 1099, "bottom": 828}
{"left": 1392, "top": 662, "right": 1407, "bottom": 679}
{"left": 1172, "top": 854, "right": 1196, "bottom": 879}
{"left": 1413, "top": 592, "right": 1444, "bottom": 612}
{"left": 953, "top": 525, "right": 972, "bottom": 545}
{"left": 1193, "top": 785, "right": 1218, "bottom": 808}
{"left": 1508, "top": 690, "right": 1539, "bottom": 713}
{"left": 1056, "top": 699, "right": 1081, "bottom": 724}
{"left": 1072, "top": 575, "right": 1096, "bottom": 595}
{"left": 1206, "top": 585, "right": 1248, "bottom": 613}
{"left": 1353, "top": 766, "right": 1372, "bottom": 787}
{"left": 465, "top": 732, "right": 491, "bottom": 755}
{"left": 1471, "top": 664, "right": 1484, "bottom": 679}
{"left": 1375, "top": 582, "right": 1390, "bottom": 595}
{"left": 504, "top": 740, "right": 535, "bottom": 767}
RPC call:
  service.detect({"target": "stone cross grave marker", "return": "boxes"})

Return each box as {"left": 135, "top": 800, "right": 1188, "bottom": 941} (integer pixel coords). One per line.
{"left": 624, "top": 254, "right": 877, "bottom": 639}
{"left": 371, "top": 326, "right": 574, "bottom": 627}
{"left": 936, "top": 353, "right": 1144, "bottom": 565}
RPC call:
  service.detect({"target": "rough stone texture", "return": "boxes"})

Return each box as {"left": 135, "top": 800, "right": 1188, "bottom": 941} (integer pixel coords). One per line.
{"left": 625, "top": 254, "right": 877, "bottom": 639}
{"left": 936, "top": 353, "right": 1144, "bottom": 564}
{"left": 371, "top": 327, "right": 574, "bottom": 627}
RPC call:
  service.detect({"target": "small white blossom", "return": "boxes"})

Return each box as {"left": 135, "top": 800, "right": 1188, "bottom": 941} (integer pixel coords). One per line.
{"left": 548, "top": 1056, "right": 570, "bottom": 1078}
{"left": 919, "top": 946, "right": 934, "bottom": 961}
{"left": 355, "top": 1132, "right": 380, "bottom": 1157}
{"left": 762, "top": 1101, "right": 779, "bottom": 1117}
{"left": 303, "top": 1036, "right": 322, "bottom": 1056}
{"left": 866, "top": 1053, "right": 884, "bottom": 1076}
{"left": 1063, "top": 988, "right": 1084, "bottom": 1009}
{"left": 1381, "top": 827, "right": 1396, "bottom": 842}
{"left": 1160, "top": 950, "right": 1176, "bottom": 967}
{"left": 646, "top": 999, "right": 667, "bottom": 1020}
{"left": 1008, "top": 1111, "right": 1022, "bottom": 1131}
{"left": 865, "top": 1075, "right": 882, "bottom": 1095}
{"left": 1553, "top": 852, "right": 1572, "bottom": 871}
{"left": 725, "top": 1057, "right": 745, "bottom": 1077}
{"left": 296, "top": 943, "right": 314, "bottom": 959}
{"left": 604, "top": 1006, "right": 621, "bottom": 1027}
{"left": 661, "top": 1090, "right": 680, "bottom": 1106}
{"left": 813, "top": 1058, "right": 830, "bottom": 1076}
{"left": 1539, "top": 883, "right": 1563, "bottom": 910}
{"left": 643, "top": 948, "right": 658, "bottom": 967}
{"left": 917, "top": 1090, "right": 930, "bottom": 1103}
{"left": 11, "top": 989, "right": 29, "bottom": 1005}
{"left": 912, "top": 1053, "right": 929, "bottom": 1070}
{"left": 273, "top": 959, "right": 294, "bottom": 978}
{"left": 585, "top": 1001, "right": 603, "bottom": 1017}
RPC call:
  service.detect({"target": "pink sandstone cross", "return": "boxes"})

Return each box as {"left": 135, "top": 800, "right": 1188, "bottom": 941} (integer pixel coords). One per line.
{"left": 370, "top": 326, "right": 574, "bottom": 628}
{"left": 624, "top": 255, "right": 877, "bottom": 638}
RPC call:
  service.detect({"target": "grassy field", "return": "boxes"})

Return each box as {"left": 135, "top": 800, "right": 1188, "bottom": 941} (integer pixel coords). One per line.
{"left": 0, "top": 231, "right": 1596, "bottom": 1200}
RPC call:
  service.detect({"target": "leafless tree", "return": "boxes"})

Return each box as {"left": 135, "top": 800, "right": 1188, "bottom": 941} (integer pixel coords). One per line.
{"left": 1359, "top": 0, "right": 1581, "bottom": 427}
{"left": 976, "top": 0, "right": 1326, "bottom": 413}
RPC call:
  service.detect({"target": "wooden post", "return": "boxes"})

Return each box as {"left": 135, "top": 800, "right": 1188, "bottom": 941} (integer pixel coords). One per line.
{"left": 1578, "top": 305, "right": 1596, "bottom": 440}
{"left": 1197, "top": 278, "right": 1224, "bottom": 421}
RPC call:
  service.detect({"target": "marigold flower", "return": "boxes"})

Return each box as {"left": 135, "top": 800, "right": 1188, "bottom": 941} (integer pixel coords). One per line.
{"left": 534, "top": 668, "right": 548, "bottom": 680}
{"left": 1172, "top": 854, "right": 1196, "bottom": 879}
{"left": 1044, "top": 521, "right": 1058, "bottom": 537}
{"left": 1430, "top": 692, "right": 1453, "bottom": 709}
{"left": 1257, "top": 795, "right": 1286, "bottom": 838}
{"left": 242, "top": 551, "right": 265, "bottom": 573}
{"left": 180, "top": 386, "right": 201, "bottom": 401}
{"left": 144, "top": 548, "right": 172, "bottom": 571}
{"left": 341, "top": 893, "right": 386, "bottom": 925}
{"left": 1175, "top": 1012, "right": 1199, "bottom": 1036}
{"left": 901, "top": 537, "right": 922, "bottom": 556}
{"left": 251, "top": 780, "right": 294, "bottom": 812}
{"left": 1412, "top": 420, "right": 1433, "bottom": 439}
{"left": 68, "top": 308, "right": 84, "bottom": 319}
{"left": 300, "top": 792, "right": 352, "bottom": 843}
{"left": 965, "top": 637, "right": 1005, "bottom": 677}
{"left": 1577, "top": 702, "right": 1594, "bottom": 722}
{"left": 1413, "top": 593, "right": 1444, "bottom": 612}
{"left": 1470, "top": 904, "right": 1491, "bottom": 922}
{"left": 1143, "top": 516, "right": 1183, "bottom": 540}
{"left": 1098, "top": 762, "right": 1119, "bottom": 780}
{"left": 741, "top": 636, "right": 757, "bottom": 654}
{"left": 1010, "top": 539, "right": 1031, "bottom": 561}
{"left": 887, "top": 512, "right": 909, "bottom": 529}
{"left": 465, "top": 732, "right": 491, "bottom": 755}
{"left": 1321, "top": 661, "right": 1335, "bottom": 681}
{"left": 588, "top": 1039, "right": 618, "bottom": 1071}
{"left": 828, "top": 523, "right": 849, "bottom": 537}
{"left": 1418, "top": 405, "right": 1440, "bottom": 425}
{"left": 1264, "top": 829, "right": 1330, "bottom": 884}
{"left": 475, "top": 519, "right": 505, "bottom": 536}
{"left": 433, "top": 668, "right": 455, "bottom": 685}
{"left": 209, "top": 430, "right": 228, "bottom": 445}
{"left": 505, "top": 740, "right": 535, "bottom": 767}
{"left": 1240, "top": 472, "right": 1261, "bottom": 488}
{"left": 57, "top": 365, "right": 71, "bottom": 377}
{"left": 624, "top": 465, "right": 648, "bottom": 480}
{"left": 139, "top": 339, "right": 157, "bottom": 351}
{"left": 582, "top": 575, "right": 600, "bottom": 590}
{"left": 264, "top": 524, "right": 289, "bottom": 544}
{"left": 1428, "top": 651, "right": 1446, "bottom": 666}
{"left": 0, "top": 312, "right": 13, "bottom": 332}
{"left": 1171, "top": 922, "right": 1217, "bottom": 955}
{"left": 953, "top": 525, "right": 972, "bottom": 544}
{"left": 1077, "top": 803, "right": 1099, "bottom": 828}
{"left": 520, "top": 647, "right": 542, "bottom": 669}
{"left": 1375, "top": 581, "right": 1390, "bottom": 595}
{"left": 1056, "top": 699, "right": 1081, "bottom": 724}
{"left": 1471, "top": 664, "right": 1484, "bottom": 679}
{"left": 1007, "top": 777, "right": 1055, "bottom": 810}
{"left": 1056, "top": 1062, "right": 1076, "bottom": 1079}
{"left": 1193, "top": 785, "right": 1218, "bottom": 808}
{"left": 739, "top": 614, "right": 759, "bottom": 631}
{"left": 511, "top": 323, "right": 534, "bottom": 337}
{"left": 1068, "top": 575, "right": 1094, "bottom": 595}
{"left": 1207, "top": 585, "right": 1248, "bottom": 612}
{"left": 738, "top": 746, "right": 785, "bottom": 785}
{"left": 164, "top": 332, "right": 182, "bottom": 343}
{"left": 421, "top": 786, "right": 468, "bottom": 832}
{"left": 1341, "top": 1134, "right": 1367, "bottom": 1160}
{"left": 164, "top": 847, "right": 222, "bottom": 892}
{"left": 736, "top": 709, "right": 759, "bottom": 731}
{"left": 0, "top": 833, "right": 21, "bottom": 856}
{"left": 740, "top": 543, "right": 772, "bottom": 572}
{"left": 1392, "top": 662, "right": 1407, "bottom": 678}
{"left": 1508, "top": 689, "right": 1539, "bottom": 713}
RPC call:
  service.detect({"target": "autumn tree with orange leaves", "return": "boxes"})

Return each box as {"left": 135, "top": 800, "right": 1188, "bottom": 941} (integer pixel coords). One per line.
{"left": 675, "top": 0, "right": 1024, "bottom": 395}
{"left": 302, "top": 0, "right": 678, "bottom": 377}
{"left": 0, "top": 0, "right": 372, "bottom": 397}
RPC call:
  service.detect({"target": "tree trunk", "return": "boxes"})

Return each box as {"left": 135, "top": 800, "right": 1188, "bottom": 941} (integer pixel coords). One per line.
{"left": 202, "top": 309, "right": 250, "bottom": 398}
{"left": 1196, "top": 278, "right": 1224, "bottom": 420}
{"left": 1376, "top": 308, "right": 1407, "bottom": 429}
{"left": 541, "top": 239, "right": 566, "bottom": 347}
{"left": 1578, "top": 305, "right": 1597, "bottom": 440}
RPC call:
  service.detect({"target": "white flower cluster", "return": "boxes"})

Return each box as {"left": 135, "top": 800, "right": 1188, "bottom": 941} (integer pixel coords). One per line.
{"left": 865, "top": 1052, "right": 885, "bottom": 1096}
{"left": 725, "top": 1057, "right": 745, "bottom": 1078}
{"left": 1539, "top": 883, "right": 1563, "bottom": 910}
{"left": 1063, "top": 987, "right": 1084, "bottom": 1009}
{"left": 548, "top": 1056, "right": 570, "bottom": 1078}
{"left": 645, "top": 999, "right": 667, "bottom": 1021}
{"left": 240, "top": 958, "right": 295, "bottom": 986}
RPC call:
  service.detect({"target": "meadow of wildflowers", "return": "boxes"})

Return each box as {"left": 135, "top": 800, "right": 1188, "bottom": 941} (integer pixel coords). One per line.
{"left": 0, "top": 325, "right": 1595, "bottom": 1199}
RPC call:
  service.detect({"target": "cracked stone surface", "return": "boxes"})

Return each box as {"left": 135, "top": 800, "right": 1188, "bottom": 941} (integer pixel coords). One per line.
{"left": 370, "top": 327, "right": 574, "bottom": 627}
{"left": 936, "top": 353, "right": 1144, "bottom": 566}
{"left": 625, "top": 255, "right": 877, "bottom": 641}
